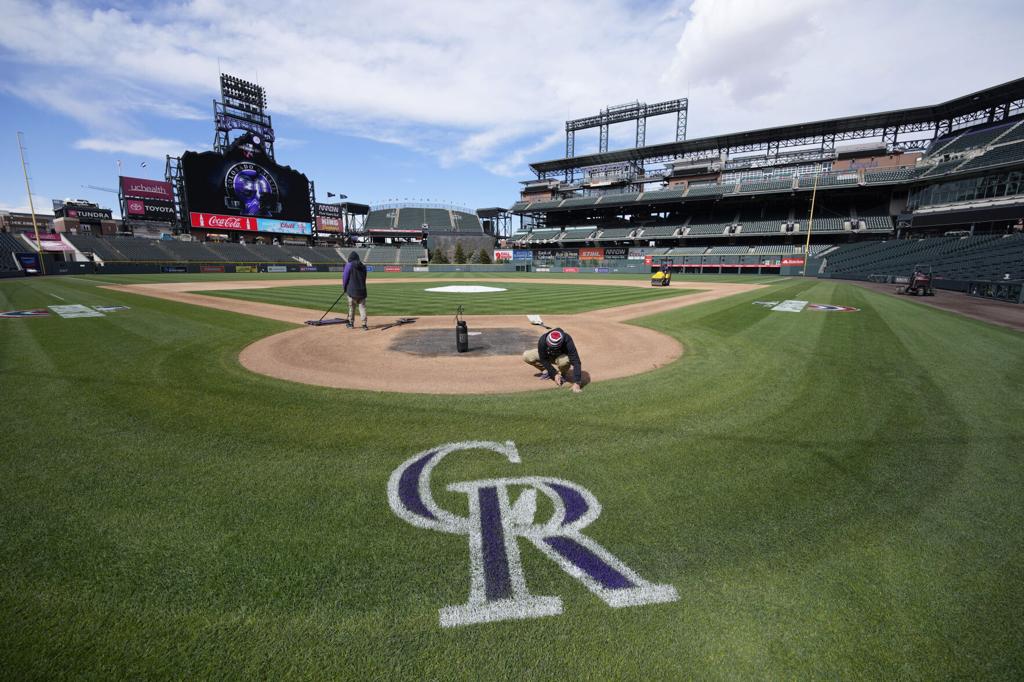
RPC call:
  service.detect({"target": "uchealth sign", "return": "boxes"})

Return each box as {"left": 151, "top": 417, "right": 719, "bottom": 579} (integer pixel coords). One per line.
{"left": 120, "top": 176, "right": 174, "bottom": 201}
{"left": 190, "top": 212, "right": 257, "bottom": 231}
{"left": 126, "top": 198, "right": 176, "bottom": 221}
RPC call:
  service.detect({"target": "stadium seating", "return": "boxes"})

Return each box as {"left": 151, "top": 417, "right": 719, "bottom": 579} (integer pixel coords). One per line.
{"left": 65, "top": 234, "right": 127, "bottom": 260}
{"left": 957, "top": 141, "right": 1024, "bottom": 172}
{"left": 595, "top": 227, "right": 634, "bottom": 241}
{"left": 686, "top": 222, "right": 729, "bottom": 236}
{"left": 636, "top": 225, "right": 682, "bottom": 238}
{"left": 736, "top": 178, "right": 793, "bottom": 194}
{"left": 665, "top": 246, "right": 708, "bottom": 256}
{"left": 526, "top": 200, "right": 563, "bottom": 211}
{"left": 922, "top": 159, "right": 966, "bottom": 177}
{"left": 397, "top": 208, "right": 427, "bottom": 230}
{"left": 738, "top": 220, "right": 786, "bottom": 234}
{"left": 687, "top": 183, "right": 734, "bottom": 197}
{"left": 930, "top": 122, "right": 1017, "bottom": 156}
{"left": 423, "top": 208, "right": 453, "bottom": 229}
{"left": 559, "top": 196, "right": 601, "bottom": 208}
{"left": 527, "top": 228, "right": 563, "bottom": 243}
{"left": 639, "top": 188, "right": 687, "bottom": 202}
{"left": 797, "top": 173, "right": 858, "bottom": 189}
{"left": 398, "top": 245, "right": 427, "bottom": 264}
{"left": 822, "top": 234, "right": 1024, "bottom": 282}
{"left": 598, "top": 193, "right": 640, "bottom": 205}
{"left": 559, "top": 227, "right": 597, "bottom": 243}
{"left": 450, "top": 211, "right": 483, "bottom": 232}
{"left": 365, "top": 246, "right": 398, "bottom": 264}
{"left": 365, "top": 209, "right": 396, "bottom": 229}
{"left": 863, "top": 167, "right": 929, "bottom": 184}
{"left": 707, "top": 246, "right": 750, "bottom": 254}
{"left": 994, "top": 121, "right": 1024, "bottom": 145}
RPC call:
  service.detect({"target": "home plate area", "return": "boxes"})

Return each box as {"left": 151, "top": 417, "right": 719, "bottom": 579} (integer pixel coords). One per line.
{"left": 389, "top": 327, "right": 536, "bottom": 356}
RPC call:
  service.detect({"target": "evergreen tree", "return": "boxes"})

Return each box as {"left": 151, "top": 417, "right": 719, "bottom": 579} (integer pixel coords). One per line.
{"left": 453, "top": 241, "right": 467, "bottom": 264}
{"left": 477, "top": 248, "right": 492, "bottom": 264}
{"left": 430, "top": 248, "right": 449, "bottom": 264}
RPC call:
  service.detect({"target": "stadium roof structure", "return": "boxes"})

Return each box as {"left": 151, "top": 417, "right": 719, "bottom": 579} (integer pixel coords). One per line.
{"left": 529, "top": 77, "right": 1024, "bottom": 178}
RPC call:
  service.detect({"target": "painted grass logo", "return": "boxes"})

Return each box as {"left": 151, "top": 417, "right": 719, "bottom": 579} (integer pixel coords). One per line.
{"left": 388, "top": 441, "right": 678, "bottom": 628}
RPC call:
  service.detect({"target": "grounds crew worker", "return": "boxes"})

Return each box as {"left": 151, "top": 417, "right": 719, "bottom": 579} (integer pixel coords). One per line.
{"left": 343, "top": 251, "right": 368, "bottom": 330}
{"left": 523, "top": 328, "right": 583, "bottom": 393}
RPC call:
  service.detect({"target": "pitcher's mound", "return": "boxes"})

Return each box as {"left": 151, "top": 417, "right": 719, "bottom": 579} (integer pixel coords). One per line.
{"left": 390, "top": 327, "right": 535, "bottom": 356}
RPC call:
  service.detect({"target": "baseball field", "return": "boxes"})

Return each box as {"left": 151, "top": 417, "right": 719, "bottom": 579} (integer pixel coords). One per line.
{"left": 1, "top": 271, "right": 1022, "bottom": 679}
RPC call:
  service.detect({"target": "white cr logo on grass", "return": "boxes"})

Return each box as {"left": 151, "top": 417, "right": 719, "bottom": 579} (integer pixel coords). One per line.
{"left": 388, "top": 441, "right": 678, "bottom": 628}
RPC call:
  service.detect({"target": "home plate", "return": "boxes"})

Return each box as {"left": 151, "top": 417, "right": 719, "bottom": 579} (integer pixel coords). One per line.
{"left": 424, "top": 285, "right": 507, "bottom": 293}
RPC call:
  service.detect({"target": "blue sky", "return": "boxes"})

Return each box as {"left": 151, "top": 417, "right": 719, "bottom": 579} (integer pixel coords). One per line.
{"left": 1, "top": 0, "right": 1022, "bottom": 217}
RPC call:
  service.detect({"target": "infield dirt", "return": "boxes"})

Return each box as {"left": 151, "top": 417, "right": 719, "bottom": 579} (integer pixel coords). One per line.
{"left": 103, "top": 278, "right": 763, "bottom": 394}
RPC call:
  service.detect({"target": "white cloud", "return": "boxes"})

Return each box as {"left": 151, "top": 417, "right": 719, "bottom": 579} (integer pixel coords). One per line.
{"left": 74, "top": 137, "right": 187, "bottom": 158}
{"left": 1, "top": 0, "right": 1022, "bottom": 180}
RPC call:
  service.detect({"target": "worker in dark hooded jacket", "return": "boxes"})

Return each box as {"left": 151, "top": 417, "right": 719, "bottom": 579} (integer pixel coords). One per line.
{"left": 522, "top": 327, "right": 583, "bottom": 393}
{"left": 342, "top": 251, "right": 368, "bottom": 330}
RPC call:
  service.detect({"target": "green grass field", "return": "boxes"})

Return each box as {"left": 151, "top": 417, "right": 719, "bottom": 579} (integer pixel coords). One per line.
{"left": 1, "top": 273, "right": 1022, "bottom": 679}
{"left": 202, "top": 281, "right": 698, "bottom": 315}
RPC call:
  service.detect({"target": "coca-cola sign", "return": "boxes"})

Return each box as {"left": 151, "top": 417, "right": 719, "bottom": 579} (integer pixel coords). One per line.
{"left": 120, "top": 176, "right": 174, "bottom": 201}
{"left": 190, "top": 212, "right": 258, "bottom": 231}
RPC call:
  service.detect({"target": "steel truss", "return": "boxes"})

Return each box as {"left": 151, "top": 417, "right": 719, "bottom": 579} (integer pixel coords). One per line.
{"left": 533, "top": 79, "right": 1024, "bottom": 182}
{"left": 564, "top": 98, "right": 688, "bottom": 183}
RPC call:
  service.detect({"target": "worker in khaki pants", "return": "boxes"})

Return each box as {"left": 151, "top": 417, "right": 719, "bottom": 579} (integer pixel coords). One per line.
{"left": 523, "top": 328, "right": 583, "bottom": 393}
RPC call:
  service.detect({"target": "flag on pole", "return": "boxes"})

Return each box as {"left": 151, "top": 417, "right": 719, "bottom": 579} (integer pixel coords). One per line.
{"left": 140, "top": 161, "right": 147, "bottom": 168}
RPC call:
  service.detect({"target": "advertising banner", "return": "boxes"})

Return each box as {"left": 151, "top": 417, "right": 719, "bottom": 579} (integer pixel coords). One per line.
{"left": 181, "top": 142, "right": 312, "bottom": 227}
{"left": 781, "top": 257, "right": 806, "bottom": 266}
{"left": 120, "top": 176, "right": 174, "bottom": 201}
{"left": 512, "top": 249, "right": 533, "bottom": 261}
{"left": 256, "top": 218, "right": 312, "bottom": 236}
{"left": 315, "top": 217, "right": 342, "bottom": 232}
{"left": 235, "top": 265, "right": 257, "bottom": 273}
{"left": 554, "top": 248, "right": 579, "bottom": 259}
{"left": 266, "top": 265, "right": 288, "bottom": 273}
{"left": 200, "top": 265, "right": 225, "bottom": 273}
{"left": 63, "top": 206, "right": 112, "bottom": 223}
{"left": 493, "top": 249, "right": 514, "bottom": 261}
{"left": 384, "top": 265, "right": 402, "bottom": 272}
{"left": 604, "top": 247, "right": 628, "bottom": 259}
{"left": 125, "top": 198, "right": 177, "bottom": 222}
{"left": 533, "top": 249, "right": 555, "bottom": 261}
{"left": 161, "top": 265, "right": 187, "bottom": 273}
{"left": 315, "top": 203, "right": 342, "bottom": 233}
{"left": 190, "top": 212, "right": 257, "bottom": 231}
{"left": 562, "top": 267, "right": 579, "bottom": 273}
{"left": 579, "top": 247, "right": 604, "bottom": 260}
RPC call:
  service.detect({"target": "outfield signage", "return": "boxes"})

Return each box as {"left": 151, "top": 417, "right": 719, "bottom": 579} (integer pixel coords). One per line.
{"left": 494, "top": 249, "right": 513, "bottom": 261}
{"left": 389, "top": 441, "right": 678, "bottom": 628}
{"left": 579, "top": 247, "right": 604, "bottom": 260}
{"left": 604, "top": 247, "right": 628, "bottom": 259}
{"left": 513, "top": 249, "right": 533, "bottom": 261}
{"left": 126, "top": 198, "right": 176, "bottom": 221}
{"left": 191, "top": 212, "right": 258, "bottom": 231}
{"left": 120, "top": 176, "right": 174, "bottom": 200}
{"left": 781, "top": 257, "right": 805, "bottom": 266}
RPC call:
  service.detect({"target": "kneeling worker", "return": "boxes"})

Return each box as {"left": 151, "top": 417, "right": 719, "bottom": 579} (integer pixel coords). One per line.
{"left": 523, "top": 328, "right": 583, "bottom": 393}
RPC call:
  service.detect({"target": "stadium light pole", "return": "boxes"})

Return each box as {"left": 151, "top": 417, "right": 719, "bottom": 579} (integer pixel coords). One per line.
{"left": 16, "top": 132, "right": 46, "bottom": 275}
{"left": 802, "top": 172, "right": 819, "bottom": 276}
